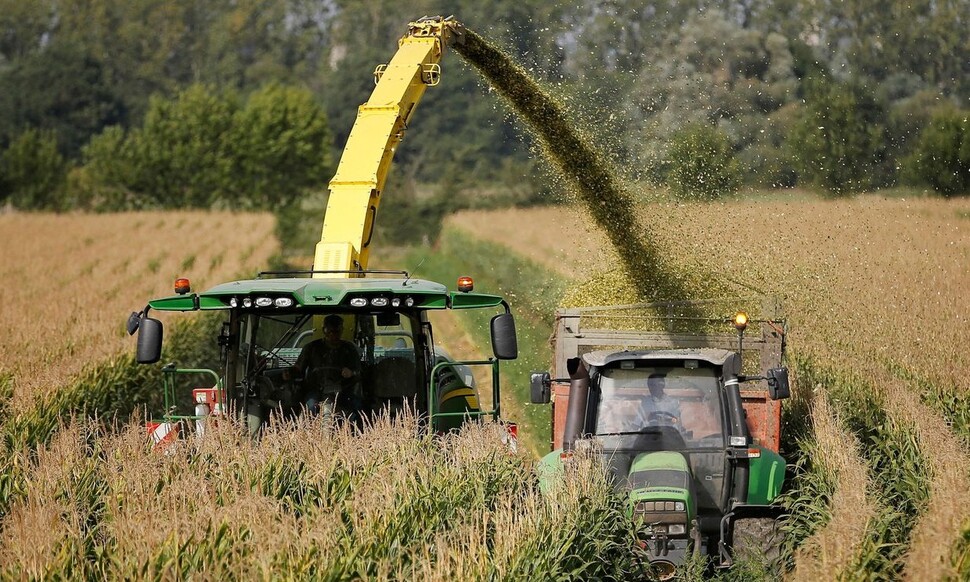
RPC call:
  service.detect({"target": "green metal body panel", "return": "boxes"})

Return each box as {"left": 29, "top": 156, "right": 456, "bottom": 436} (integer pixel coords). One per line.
{"left": 627, "top": 452, "right": 695, "bottom": 520}
{"left": 536, "top": 449, "right": 566, "bottom": 494}
{"left": 428, "top": 360, "right": 502, "bottom": 431}
{"left": 746, "top": 446, "right": 785, "bottom": 505}
{"left": 148, "top": 277, "right": 503, "bottom": 312}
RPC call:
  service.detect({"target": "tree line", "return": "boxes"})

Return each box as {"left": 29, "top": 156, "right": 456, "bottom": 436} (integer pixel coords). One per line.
{"left": 0, "top": 0, "right": 967, "bottom": 217}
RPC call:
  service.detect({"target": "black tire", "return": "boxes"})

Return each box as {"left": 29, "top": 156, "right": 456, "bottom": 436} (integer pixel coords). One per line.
{"left": 732, "top": 517, "right": 784, "bottom": 573}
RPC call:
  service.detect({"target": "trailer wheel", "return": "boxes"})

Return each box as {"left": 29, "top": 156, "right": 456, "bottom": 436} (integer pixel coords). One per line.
{"left": 732, "top": 517, "right": 783, "bottom": 573}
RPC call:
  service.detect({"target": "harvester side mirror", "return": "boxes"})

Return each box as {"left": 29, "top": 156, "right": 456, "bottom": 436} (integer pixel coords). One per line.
{"left": 490, "top": 313, "right": 518, "bottom": 360}
{"left": 136, "top": 317, "right": 164, "bottom": 364}
{"left": 531, "top": 371, "right": 551, "bottom": 404}
{"left": 126, "top": 311, "right": 141, "bottom": 336}
{"left": 767, "top": 367, "right": 790, "bottom": 400}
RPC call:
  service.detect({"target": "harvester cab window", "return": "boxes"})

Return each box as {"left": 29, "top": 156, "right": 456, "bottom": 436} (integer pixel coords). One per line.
{"left": 596, "top": 365, "right": 723, "bottom": 449}
{"left": 364, "top": 313, "right": 419, "bottom": 414}
{"left": 235, "top": 313, "right": 316, "bottom": 419}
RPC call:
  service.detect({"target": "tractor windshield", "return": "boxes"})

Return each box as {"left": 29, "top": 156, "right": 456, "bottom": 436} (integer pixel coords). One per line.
{"left": 236, "top": 311, "right": 422, "bottom": 419}
{"left": 594, "top": 365, "right": 724, "bottom": 450}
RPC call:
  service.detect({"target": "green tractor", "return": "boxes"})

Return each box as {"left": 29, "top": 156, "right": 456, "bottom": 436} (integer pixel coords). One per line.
{"left": 531, "top": 301, "right": 789, "bottom": 578}
{"left": 128, "top": 271, "right": 518, "bottom": 443}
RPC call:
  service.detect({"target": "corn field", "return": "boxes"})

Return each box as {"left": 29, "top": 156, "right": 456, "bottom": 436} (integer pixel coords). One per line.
{"left": 0, "top": 414, "right": 642, "bottom": 581}
{"left": 0, "top": 211, "right": 650, "bottom": 580}
{"left": 449, "top": 193, "right": 970, "bottom": 579}
{"left": 6, "top": 196, "right": 969, "bottom": 579}
{"left": 0, "top": 211, "right": 277, "bottom": 413}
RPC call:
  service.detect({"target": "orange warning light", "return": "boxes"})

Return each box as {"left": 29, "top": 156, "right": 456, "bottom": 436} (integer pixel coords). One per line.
{"left": 457, "top": 276, "right": 474, "bottom": 293}
{"left": 733, "top": 311, "right": 749, "bottom": 332}
{"left": 175, "top": 278, "right": 191, "bottom": 295}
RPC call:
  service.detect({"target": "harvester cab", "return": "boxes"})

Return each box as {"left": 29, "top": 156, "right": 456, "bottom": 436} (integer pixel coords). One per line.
{"left": 531, "top": 299, "right": 789, "bottom": 576}
{"left": 128, "top": 271, "right": 518, "bottom": 441}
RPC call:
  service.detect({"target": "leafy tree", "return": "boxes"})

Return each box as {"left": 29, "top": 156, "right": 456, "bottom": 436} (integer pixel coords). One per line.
{"left": 73, "top": 125, "right": 141, "bottom": 210}
{"left": 796, "top": 0, "right": 968, "bottom": 95}
{"left": 228, "top": 84, "right": 332, "bottom": 208}
{"left": 79, "top": 83, "right": 332, "bottom": 210}
{"left": 0, "top": 0, "right": 51, "bottom": 60}
{"left": 129, "top": 85, "right": 239, "bottom": 208}
{"left": 0, "top": 128, "right": 67, "bottom": 210}
{"left": 0, "top": 42, "right": 126, "bottom": 157}
{"left": 886, "top": 89, "right": 949, "bottom": 163}
{"left": 623, "top": 9, "right": 798, "bottom": 182}
{"left": 666, "top": 123, "right": 741, "bottom": 200}
{"left": 788, "top": 79, "right": 888, "bottom": 194}
{"left": 905, "top": 107, "right": 970, "bottom": 196}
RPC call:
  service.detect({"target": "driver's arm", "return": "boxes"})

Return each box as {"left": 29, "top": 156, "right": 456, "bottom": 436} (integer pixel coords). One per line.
{"left": 289, "top": 341, "right": 315, "bottom": 380}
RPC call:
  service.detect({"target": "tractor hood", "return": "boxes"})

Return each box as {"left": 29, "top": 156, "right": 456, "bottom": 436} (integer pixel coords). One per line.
{"left": 627, "top": 451, "right": 695, "bottom": 534}
{"left": 627, "top": 451, "right": 692, "bottom": 506}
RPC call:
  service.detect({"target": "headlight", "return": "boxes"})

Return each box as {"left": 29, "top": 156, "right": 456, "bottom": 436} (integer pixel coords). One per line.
{"left": 242, "top": 298, "right": 252, "bottom": 308}
{"left": 405, "top": 297, "right": 415, "bottom": 307}
{"left": 635, "top": 500, "right": 686, "bottom": 514}
{"left": 668, "top": 524, "right": 686, "bottom": 535}
{"left": 255, "top": 297, "right": 273, "bottom": 307}
{"left": 350, "top": 297, "right": 367, "bottom": 307}
{"left": 274, "top": 297, "right": 293, "bottom": 308}
{"left": 391, "top": 298, "right": 401, "bottom": 307}
{"left": 229, "top": 297, "right": 238, "bottom": 308}
{"left": 371, "top": 297, "right": 388, "bottom": 307}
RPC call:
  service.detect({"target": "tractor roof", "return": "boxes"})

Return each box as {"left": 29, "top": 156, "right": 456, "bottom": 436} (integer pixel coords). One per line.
{"left": 206, "top": 276, "right": 446, "bottom": 296}
{"left": 582, "top": 348, "right": 736, "bottom": 368}
{"left": 148, "top": 277, "right": 505, "bottom": 311}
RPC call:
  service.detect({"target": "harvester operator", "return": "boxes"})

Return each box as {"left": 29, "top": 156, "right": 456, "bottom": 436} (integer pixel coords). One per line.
{"left": 292, "top": 314, "right": 361, "bottom": 415}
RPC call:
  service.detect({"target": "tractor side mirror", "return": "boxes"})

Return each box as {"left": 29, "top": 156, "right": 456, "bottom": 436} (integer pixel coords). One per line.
{"left": 531, "top": 371, "right": 551, "bottom": 404}
{"left": 490, "top": 313, "right": 518, "bottom": 360}
{"left": 136, "top": 317, "right": 164, "bottom": 364}
{"left": 767, "top": 367, "right": 790, "bottom": 400}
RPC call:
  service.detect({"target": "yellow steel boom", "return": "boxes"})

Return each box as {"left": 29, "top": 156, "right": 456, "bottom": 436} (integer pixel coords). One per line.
{"left": 313, "top": 16, "right": 463, "bottom": 277}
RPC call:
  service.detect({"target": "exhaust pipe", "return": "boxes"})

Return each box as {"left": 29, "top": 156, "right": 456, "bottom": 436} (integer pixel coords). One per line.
{"left": 562, "top": 357, "right": 590, "bottom": 452}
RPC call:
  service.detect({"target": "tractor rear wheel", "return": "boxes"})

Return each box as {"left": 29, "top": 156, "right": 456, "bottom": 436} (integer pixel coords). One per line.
{"left": 732, "top": 517, "right": 784, "bottom": 573}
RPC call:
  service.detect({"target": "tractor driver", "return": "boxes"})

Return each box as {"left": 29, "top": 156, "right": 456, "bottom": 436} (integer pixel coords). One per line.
{"left": 642, "top": 373, "right": 681, "bottom": 424}
{"left": 292, "top": 314, "right": 361, "bottom": 415}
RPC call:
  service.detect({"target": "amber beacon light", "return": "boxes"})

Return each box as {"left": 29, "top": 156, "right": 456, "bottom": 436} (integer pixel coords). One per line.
{"left": 174, "top": 278, "right": 192, "bottom": 295}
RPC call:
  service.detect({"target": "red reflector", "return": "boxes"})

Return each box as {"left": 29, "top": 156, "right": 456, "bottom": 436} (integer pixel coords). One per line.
{"left": 457, "top": 276, "right": 474, "bottom": 292}
{"left": 506, "top": 422, "right": 518, "bottom": 439}
{"left": 747, "top": 448, "right": 762, "bottom": 458}
{"left": 175, "top": 278, "right": 191, "bottom": 295}
{"left": 146, "top": 421, "right": 180, "bottom": 448}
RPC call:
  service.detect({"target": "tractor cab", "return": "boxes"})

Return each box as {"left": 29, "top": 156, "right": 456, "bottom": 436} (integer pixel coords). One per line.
{"left": 531, "top": 300, "right": 790, "bottom": 577}
{"left": 537, "top": 349, "right": 788, "bottom": 575}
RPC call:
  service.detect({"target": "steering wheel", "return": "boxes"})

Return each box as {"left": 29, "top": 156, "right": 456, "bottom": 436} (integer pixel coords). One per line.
{"left": 307, "top": 365, "right": 346, "bottom": 389}
{"left": 647, "top": 410, "right": 680, "bottom": 425}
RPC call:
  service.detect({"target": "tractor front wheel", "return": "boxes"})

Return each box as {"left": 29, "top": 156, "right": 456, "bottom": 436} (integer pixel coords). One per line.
{"left": 732, "top": 517, "right": 784, "bottom": 574}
